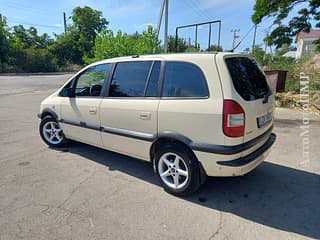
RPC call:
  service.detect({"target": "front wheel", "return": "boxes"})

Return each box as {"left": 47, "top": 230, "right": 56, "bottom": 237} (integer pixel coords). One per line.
{"left": 154, "top": 142, "right": 201, "bottom": 196}
{"left": 39, "top": 116, "right": 68, "bottom": 147}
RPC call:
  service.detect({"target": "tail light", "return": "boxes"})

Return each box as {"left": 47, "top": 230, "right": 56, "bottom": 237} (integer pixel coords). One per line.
{"left": 223, "top": 100, "right": 245, "bottom": 137}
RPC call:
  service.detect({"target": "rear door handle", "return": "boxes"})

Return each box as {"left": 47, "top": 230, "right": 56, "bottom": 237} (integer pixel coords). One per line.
{"left": 89, "top": 107, "right": 97, "bottom": 114}
{"left": 139, "top": 112, "right": 151, "bottom": 120}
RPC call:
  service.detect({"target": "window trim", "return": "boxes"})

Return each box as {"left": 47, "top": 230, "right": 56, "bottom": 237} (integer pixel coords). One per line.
{"left": 159, "top": 60, "right": 210, "bottom": 99}
{"left": 143, "top": 61, "right": 155, "bottom": 96}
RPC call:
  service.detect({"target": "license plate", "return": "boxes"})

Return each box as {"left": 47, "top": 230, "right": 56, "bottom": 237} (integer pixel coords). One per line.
{"left": 257, "top": 112, "right": 272, "bottom": 128}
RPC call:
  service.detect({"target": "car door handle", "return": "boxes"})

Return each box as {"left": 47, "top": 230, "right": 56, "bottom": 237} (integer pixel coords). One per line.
{"left": 89, "top": 107, "right": 97, "bottom": 114}
{"left": 139, "top": 112, "right": 151, "bottom": 120}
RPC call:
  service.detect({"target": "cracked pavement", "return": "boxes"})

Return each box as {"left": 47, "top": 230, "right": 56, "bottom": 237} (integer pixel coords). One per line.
{"left": 0, "top": 74, "right": 319, "bottom": 240}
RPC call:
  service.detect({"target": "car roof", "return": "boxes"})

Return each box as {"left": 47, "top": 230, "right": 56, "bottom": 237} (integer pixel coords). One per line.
{"left": 90, "top": 52, "right": 245, "bottom": 66}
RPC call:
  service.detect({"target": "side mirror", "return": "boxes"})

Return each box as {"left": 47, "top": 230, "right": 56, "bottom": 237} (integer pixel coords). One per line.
{"left": 59, "top": 88, "right": 75, "bottom": 97}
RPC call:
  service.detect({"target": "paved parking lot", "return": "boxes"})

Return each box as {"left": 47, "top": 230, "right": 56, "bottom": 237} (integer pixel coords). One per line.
{"left": 0, "top": 74, "right": 319, "bottom": 240}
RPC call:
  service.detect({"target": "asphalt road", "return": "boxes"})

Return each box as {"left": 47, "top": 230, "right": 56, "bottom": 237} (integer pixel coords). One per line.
{"left": 0, "top": 74, "right": 319, "bottom": 240}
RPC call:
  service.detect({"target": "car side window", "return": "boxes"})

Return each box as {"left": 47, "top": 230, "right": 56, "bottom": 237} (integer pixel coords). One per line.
{"left": 74, "top": 64, "right": 109, "bottom": 97}
{"left": 109, "top": 61, "right": 152, "bottom": 97}
{"left": 59, "top": 81, "right": 73, "bottom": 97}
{"left": 162, "top": 62, "right": 209, "bottom": 98}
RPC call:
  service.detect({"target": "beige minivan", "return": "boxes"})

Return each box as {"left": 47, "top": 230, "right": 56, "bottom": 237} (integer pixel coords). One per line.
{"left": 38, "top": 53, "right": 276, "bottom": 196}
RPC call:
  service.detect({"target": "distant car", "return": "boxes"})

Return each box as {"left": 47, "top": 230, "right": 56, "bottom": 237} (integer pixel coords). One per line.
{"left": 38, "top": 53, "right": 276, "bottom": 196}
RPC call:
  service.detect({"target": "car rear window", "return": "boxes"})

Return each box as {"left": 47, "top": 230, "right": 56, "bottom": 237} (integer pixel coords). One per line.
{"left": 225, "top": 57, "right": 270, "bottom": 101}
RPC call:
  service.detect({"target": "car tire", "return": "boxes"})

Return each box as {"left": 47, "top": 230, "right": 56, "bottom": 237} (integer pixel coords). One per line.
{"left": 154, "top": 142, "right": 201, "bottom": 196}
{"left": 39, "top": 116, "right": 68, "bottom": 148}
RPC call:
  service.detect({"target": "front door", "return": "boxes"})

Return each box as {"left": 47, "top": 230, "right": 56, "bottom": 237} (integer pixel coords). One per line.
{"left": 60, "top": 64, "right": 110, "bottom": 147}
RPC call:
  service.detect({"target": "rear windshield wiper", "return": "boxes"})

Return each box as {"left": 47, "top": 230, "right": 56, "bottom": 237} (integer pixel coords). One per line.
{"left": 262, "top": 90, "right": 272, "bottom": 104}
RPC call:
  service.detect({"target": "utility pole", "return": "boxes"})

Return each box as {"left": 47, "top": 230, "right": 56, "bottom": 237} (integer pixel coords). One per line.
{"left": 208, "top": 24, "right": 212, "bottom": 50}
{"left": 164, "top": 0, "right": 168, "bottom": 53}
{"left": 156, "top": 0, "right": 169, "bottom": 53}
{"left": 231, "top": 29, "right": 240, "bottom": 49}
{"left": 195, "top": 25, "right": 198, "bottom": 50}
{"left": 252, "top": 24, "right": 258, "bottom": 54}
{"left": 263, "top": 31, "right": 268, "bottom": 61}
{"left": 155, "top": 0, "right": 165, "bottom": 40}
{"left": 63, "top": 12, "right": 67, "bottom": 34}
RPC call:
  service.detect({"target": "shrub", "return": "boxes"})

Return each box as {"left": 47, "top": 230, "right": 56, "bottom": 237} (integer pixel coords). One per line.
{"left": 21, "top": 47, "right": 58, "bottom": 72}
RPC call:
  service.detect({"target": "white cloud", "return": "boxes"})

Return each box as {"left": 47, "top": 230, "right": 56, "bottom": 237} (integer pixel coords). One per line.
{"left": 134, "top": 23, "right": 156, "bottom": 30}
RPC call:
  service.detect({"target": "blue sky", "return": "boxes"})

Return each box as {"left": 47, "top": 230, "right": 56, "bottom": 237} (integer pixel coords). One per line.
{"left": 0, "top": 0, "right": 307, "bottom": 51}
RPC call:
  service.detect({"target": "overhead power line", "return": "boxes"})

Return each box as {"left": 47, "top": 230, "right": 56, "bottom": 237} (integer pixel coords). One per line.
{"left": 232, "top": 25, "right": 256, "bottom": 51}
{"left": 183, "top": 0, "right": 207, "bottom": 21}
{"left": 3, "top": 0, "right": 59, "bottom": 14}
{"left": 7, "top": 20, "right": 62, "bottom": 29}
{"left": 190, "top": 0, "right": 214, "bottom": 20}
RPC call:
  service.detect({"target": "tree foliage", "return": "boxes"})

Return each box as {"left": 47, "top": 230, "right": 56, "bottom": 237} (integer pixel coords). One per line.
{"left": 50, "top": 6, "right": 108, "bottom": 66}
{"left": 1, "top": 5, "right": 228, "bottom": 73}
{"left": 206, "top": 45, "right": 223, "bottom": 52}
{"left": 86, "top": 25, "right": 161, "bottom": 63}
{"left": 50, "top": 27, "right": 83, "bottom": 66}
{"left": 0, "top": 18, "right": 57, "bottom": 72}
{"left": 0, "top": 18, "right": 10, "bottom": 71}
{"left": 167, "top": 35, "right": 189, "bottom": 52}
{"left": 72, "top": 6, "right": 108, "bottom": 56}
{"left": 252, "top": 0, "right": 320, "bottom": 48}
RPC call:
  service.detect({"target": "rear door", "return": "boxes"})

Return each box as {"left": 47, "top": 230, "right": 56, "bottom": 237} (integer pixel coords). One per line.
{"left": 216, "top": 54, "right": 274, "bottom": 153}
{"left": 224, "top": 56, "right": 273, "bottom": 142}
{"left": 99, "top": 61, "right": 161, "bottom": 160}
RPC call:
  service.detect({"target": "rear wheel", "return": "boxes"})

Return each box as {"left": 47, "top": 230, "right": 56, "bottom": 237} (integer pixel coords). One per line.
{"left": 39, "top": 116, "right": 68, "bottom": 147}
{"left": 154, "top": 142, "right": 201, "bottom": 196}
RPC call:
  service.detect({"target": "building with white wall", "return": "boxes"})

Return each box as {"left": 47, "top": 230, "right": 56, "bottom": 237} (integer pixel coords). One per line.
{"left": 295, "top": 30, "right": 320, "bottom": 59}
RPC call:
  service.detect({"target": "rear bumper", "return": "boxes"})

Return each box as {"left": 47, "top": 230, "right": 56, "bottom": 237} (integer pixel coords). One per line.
{"left": 194, "top": 132, "right": 276, "bottom": 177}
{"left": 217, "top": 133, "right": 276, "bottom": 167}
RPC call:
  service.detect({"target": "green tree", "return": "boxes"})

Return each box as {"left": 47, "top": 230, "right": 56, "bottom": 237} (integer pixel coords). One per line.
{"left": 51, "top": 6, "right": 108, "bottom": 66}
{"left": 86, "top": 26, "right": 160, "bottom": 63}
{"left": 0, "top": 18, "right": 10, "bottom": 71}
{"left": 168, "top": 35, "right": 188, "bottom": 52}
{"left": 12, "top": 25, "right": 30, "bottom": 47}
{"left": 12, "top": 25, "right": 53, "bottom": 49}
{"left": 72, "top": 6, "right": 108, "bottom": 57}
{"left": 206, "top": 45, "right": 223, "bottom": 52}
{"left": 20, "top": 47, "right": 57, "bottom": 72}
{"left": 252, "top": 0, "right": 320, "bottom": 48}
{"left": 86, "top": 30, "right": 133, "bottom": 62}
{"left": 253, "top": 45, "right": 271, "bottom": 65}
{"left": 7, "top": 35, "right": 25, "bottom": 71}
{"left": 50, "top": 27, "right": 83, "bottom": 66}
{"left": 314, "top": 38, "right": 320, "bottom": 52}
{"left": 134, "top": 25, "right": 161, "bottom": 54}
{"left": 275, "top": 44, "right": 297, "bottom": 56}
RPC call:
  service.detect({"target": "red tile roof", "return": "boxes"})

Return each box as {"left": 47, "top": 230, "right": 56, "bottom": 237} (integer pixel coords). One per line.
{"left": 296, "top": 30, "right": 320, "bottom": 42}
